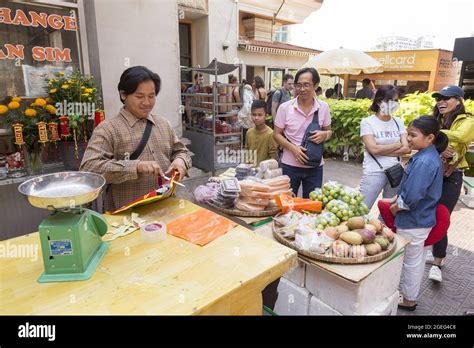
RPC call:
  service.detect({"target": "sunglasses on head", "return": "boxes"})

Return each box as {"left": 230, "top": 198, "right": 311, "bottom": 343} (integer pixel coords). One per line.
{"left": 435, "top": 95, "right": 454, "bottom": 102}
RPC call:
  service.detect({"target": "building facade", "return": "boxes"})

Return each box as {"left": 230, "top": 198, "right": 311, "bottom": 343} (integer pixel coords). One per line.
{"left": 1, "top": 0, "right": 323, "bottom": 136}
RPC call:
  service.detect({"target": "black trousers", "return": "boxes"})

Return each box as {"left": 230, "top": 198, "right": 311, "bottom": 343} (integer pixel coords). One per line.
{"left": 432, "top": 171, "right": 463, "bottom": 259}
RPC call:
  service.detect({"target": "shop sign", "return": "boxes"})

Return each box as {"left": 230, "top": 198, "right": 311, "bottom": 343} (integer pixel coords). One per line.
{"left": 0, "top": 7, "right": 76, "bottom": 63}
{"left": 376, "top": 53, "right": 417, "bottom": 70}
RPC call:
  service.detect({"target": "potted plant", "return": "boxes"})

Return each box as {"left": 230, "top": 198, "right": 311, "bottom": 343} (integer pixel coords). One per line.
{"left": 45, "top": 70, "right": 101, "bottom": 170}
{"left": 1, "top": 96, "right": 58, "bottom": 175}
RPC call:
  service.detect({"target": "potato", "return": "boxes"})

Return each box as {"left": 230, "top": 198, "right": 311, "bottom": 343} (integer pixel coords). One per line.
{"left": 365, "top": 242, "right": 382, "bottom": 255}
{"left": 364, "top": 224, "right": 377, "bottom": 234}
{"left": 340, "top": 231, "right": 363, "bottom": 245}
{"left": 369, "top": 219, "right": 383, "bottom": 233}
{"left": 324, "top": 227, "right": 340, "bottom": 240}
{"left": 335, "top": 224, "right": 349, "bottom": 234}
{"left": 381, "top": 227, "right": 395, "bottom": 242}
{"left": 347, "top": 217, "right": 365, "bottom": 230}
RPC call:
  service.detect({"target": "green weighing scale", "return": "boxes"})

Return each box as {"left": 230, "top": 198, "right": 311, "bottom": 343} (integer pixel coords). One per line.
{"left": 18, "top": 172, "right": 109, "bottom": 283}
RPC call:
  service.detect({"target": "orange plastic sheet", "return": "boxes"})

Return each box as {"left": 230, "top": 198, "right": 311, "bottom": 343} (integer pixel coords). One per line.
{"left": 167, "top": 208, "right": 237, "bottom": 246}
{"left": 274, "top": 193, "right": 322, "bottom": 213}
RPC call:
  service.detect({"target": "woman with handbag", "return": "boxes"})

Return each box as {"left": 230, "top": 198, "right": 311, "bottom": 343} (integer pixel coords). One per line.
{"left": 427, "top": 85, "right": 474, "bottom": 283}
{"left": 359, "top": 85, "right": 411, "bottom": 209}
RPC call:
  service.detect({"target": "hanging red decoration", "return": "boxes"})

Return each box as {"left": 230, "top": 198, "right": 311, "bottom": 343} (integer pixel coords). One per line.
{"left": 59, "top": 116, "right": 70, "bottom": 139}
{"left": 48, "top": 122, "right": 60, "bottom": 142}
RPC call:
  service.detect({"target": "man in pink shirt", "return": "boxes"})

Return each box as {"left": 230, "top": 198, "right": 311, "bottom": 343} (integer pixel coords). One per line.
{"left": 273, "top": 67, "right": 332, "bottom": 198}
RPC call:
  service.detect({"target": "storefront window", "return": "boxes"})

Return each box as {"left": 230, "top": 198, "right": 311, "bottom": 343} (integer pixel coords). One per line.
{"left": 0, "top": 1, "right": 82, "bottom": 97}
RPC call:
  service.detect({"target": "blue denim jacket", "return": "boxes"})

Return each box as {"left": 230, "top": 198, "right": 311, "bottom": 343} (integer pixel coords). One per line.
{"left": 395, "top": 145, "right": 443, "bottom": 229}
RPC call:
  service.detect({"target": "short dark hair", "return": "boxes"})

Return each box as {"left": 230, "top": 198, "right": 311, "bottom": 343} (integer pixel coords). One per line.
{"left": 362, "top": 79, "right": 371, "bottom": 86}
{"left": 254, "top": 76, "right": 265, "bottom": 89}
{"left": 325, "top": 88, "right": 334, "bottom": 98}
{"left": 118, "top": 66, "right": 161, "bottom": 104}
{"left": 369, "top": 84, "right": 400, "bottom": 113}
{"left": 251, "top": 99, "right": 266, "bottom": 111}
{"left": 283, "top": 74, "right": 294, "bottom": 82}
{"left": 316, "top": 86, "right": 322, "bottom": 93}
{"left": 295, "top": 67, "right": 320, "bottom": 85}
{"left": 194, "top": 73, "right": 203, "bottom": 81}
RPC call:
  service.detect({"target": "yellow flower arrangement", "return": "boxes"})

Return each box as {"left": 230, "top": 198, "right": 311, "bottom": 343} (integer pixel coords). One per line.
{"left": 50, "top": 88, "right": 57, "bottom": 93}
{"left": 25, "top": 108, "right": 37, "bottom": 117}
{"left": 61, "top": 84, "right": 69, "bottom": 89}
{"left": 35, "top": 98, "right": 47, "bottom": 107}
{"left": 46, "top": 105, "right": 57, "bottom": 114}
{"left": 8, "top": 101, "right": 20, "bottom": 109}
{"left": 0, "top": 105, "right": 8, "bottom": 115}
{"left": 12, "top": 97, "right": 22, "bottom": 103}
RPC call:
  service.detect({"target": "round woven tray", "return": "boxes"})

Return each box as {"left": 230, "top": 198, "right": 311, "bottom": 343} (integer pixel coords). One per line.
{"left": 272, "top": 221, "right": 397, "bottom": 264}
{"left": 207, "top": 202, "right": 281, "bottom": 217}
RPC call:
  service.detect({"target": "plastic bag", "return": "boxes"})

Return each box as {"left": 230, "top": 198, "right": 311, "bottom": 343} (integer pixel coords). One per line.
{"left": 237, "top": 85, "right": 255, "bottom": 129}
{"left": 315, "top": 211, "right": 340, "bottom": 229}
{"left": 294, "top": 226, "right": 334, "bottom": 254}
{"left": 193, "top": 182, "right": 219, "bottom": 204}
{"left": 167, "top": 208, "right": 237, "bottom": 246}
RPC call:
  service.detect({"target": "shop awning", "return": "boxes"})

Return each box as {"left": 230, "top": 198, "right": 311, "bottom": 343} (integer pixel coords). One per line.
{"left": 184, "top": 59, "right": 239, "bottom": 75}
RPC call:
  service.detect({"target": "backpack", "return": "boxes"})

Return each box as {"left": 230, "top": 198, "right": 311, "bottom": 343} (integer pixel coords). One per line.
{"left": 265, "top": 88, "right": 283, "bottom": 115}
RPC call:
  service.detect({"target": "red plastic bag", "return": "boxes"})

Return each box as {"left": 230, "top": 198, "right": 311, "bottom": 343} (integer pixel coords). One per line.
{"left": 167, "top": 208, "right": 237, "bottom": 246}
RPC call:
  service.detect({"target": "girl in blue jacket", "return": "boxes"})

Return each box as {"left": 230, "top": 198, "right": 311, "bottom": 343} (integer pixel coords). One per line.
{"left": 388, "top": 115, "right": 447, "bottom": 311}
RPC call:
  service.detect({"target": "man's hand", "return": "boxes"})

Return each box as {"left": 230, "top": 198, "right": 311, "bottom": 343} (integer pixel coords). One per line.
{"left": 390, "top": 202, "right": 401, "bottom": 216}
{"left": 165, "top": 158, "right": 187, "bottom": 181}
{"left": 137, "top": 161, "right": 165, "bottom": 177}
{"left": 309, "top": 130, "right": 328, "bottom": 144}
{"left": 441, "top": 146, "right": 456, "bottom": 160}
{"left": 291, "top": 144, "right": 309, "bottom": 165}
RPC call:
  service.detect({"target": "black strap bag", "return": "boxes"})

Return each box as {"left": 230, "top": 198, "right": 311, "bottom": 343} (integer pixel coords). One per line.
{"left": 300, "top": 110, "right": 324, "bottom": 167}
{"left": 368, "top": 118, "right": 404, "bottom": 188}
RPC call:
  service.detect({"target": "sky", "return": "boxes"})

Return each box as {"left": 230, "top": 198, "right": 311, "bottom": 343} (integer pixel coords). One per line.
{"left": 290, "top": 0, "right": 474, "bottom": 51}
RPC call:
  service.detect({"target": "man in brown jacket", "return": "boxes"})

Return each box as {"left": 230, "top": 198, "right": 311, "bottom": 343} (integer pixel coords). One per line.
{"left": 80, "top": 66, "right": 192, "bottom": 211}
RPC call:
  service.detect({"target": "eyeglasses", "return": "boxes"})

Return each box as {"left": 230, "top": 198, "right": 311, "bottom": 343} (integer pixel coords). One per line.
{"left": 295, "top": 83, "right": 313, "bottom": 90}
{"left": 435, "top": 95, "right": 454, "bottom": 102}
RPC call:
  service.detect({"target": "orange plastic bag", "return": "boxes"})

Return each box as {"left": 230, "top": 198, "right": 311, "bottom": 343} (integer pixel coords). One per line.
{"left": 167, "top": 208, "right": 237, "bottom": 246}
{"left": 274, "top": 193, "right": 322, "bottom": 214}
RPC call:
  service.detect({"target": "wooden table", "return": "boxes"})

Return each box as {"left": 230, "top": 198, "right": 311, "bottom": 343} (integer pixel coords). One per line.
{"left": 0, "top": 198, "right": 297, "bottom": 315}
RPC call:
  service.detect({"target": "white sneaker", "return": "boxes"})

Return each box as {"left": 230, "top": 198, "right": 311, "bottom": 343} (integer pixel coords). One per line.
{"left": 425, "top": 250, "right": 434, "bottom": 263}
{"left": 425, "top": 250, "right": 445, "bottom": 266}
{"left": 429, "top": 265, "right": 443, "bottom": 283}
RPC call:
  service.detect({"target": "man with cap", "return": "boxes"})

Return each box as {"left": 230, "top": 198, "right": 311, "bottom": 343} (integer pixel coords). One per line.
{"left": 426, "top": 85, "right": 474, "bottom": 283}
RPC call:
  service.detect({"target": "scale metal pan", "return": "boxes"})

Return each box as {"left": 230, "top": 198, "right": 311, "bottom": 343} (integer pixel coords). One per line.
{"left": 18, "top": 171, "right": 106, "bottom": 209}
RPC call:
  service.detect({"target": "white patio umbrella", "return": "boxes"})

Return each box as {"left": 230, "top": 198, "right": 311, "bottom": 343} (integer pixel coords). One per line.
{"left": 302, "top": 47, "right": 383, "bottom": 75}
